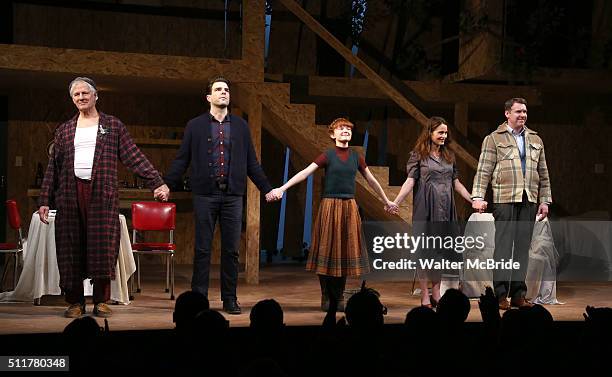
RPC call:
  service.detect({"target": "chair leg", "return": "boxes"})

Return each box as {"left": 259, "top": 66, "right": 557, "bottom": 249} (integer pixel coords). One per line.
{"left": 129, "top": 274, "right": 134, "bottom": 301}
{"left": 13, "top": 253, "right": 19, "bottom": 289}
{"left": 170, "top": 254, "right": 175, "bottom": 300}
{"left": 136, "top": 254, "right": 142, "bottom": 293}
{"left": 165, "top": 255, "right": 170, "bottom": 293}
{"left": 0, "top": 258, "right": 8, "bottom": 291}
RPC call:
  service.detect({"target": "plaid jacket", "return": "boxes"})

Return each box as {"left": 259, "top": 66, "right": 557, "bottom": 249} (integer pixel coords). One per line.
{"left": 39, "top": 112, "right": 164, "bottom": 289}
{"left": 471, "top": 122, "right": 552, "bottom": 204}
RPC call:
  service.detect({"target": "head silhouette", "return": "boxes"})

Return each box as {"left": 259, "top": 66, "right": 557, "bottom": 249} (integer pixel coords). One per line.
{"left": 437, "top": 288, "right": 470, "bottom": 324}
{"left": 173, "top": 290, "right": 210, "bottom": 331}
{"left": 250, "top": 299, "right": 284, "bottom": 332}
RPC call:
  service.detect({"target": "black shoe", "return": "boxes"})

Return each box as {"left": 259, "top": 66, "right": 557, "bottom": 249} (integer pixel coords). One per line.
{"left": 222, "top": 300, "right": 242, "bottom": 315}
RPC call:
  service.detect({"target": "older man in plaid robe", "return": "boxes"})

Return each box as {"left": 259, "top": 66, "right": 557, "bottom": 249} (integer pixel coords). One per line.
{"left": 38, "top": 77, "right": 169, "bottom": 318}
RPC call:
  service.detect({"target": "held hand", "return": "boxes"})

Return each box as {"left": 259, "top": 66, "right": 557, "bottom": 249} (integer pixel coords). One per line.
{"left": 273, "top": 188, "right": 284, "bottom": 201}
{"left": 265, "top": 189, "right": 283, "bottom": 203}
{"left": 154, "top": 184, "right": 170, "bottom": 202}
{"left": 38, "top": 206, "right": 49, "bottom": 224}
{"left": 384, "top": 200, "right": 399, "bottom": 215}
{"left": 536, "top": 203, "right": 549, "bottom": 221}
{"left": 472, "top": 200, "right": 487, "bottom": 213}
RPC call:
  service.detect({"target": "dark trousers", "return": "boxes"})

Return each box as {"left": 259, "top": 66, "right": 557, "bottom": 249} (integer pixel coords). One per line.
{"left": 65, "top": 177, "right": 110, "bottom": 305}
{"left": 192, "top": 191, "right": 243, "bottom": 301}
{"left": 492, "top": 193, "right": 537, "bottom": 299}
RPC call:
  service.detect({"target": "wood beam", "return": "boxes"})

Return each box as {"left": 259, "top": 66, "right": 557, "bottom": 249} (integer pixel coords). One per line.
{"left": 278, "top": 0, "right": 428, "bottom": 125}
{"left": 307, "top": 76, "right": 542, "bottom": 106}
{"left": 241, "top": 0, "right": 265, "bottom": 82}
{"left": 245, "top": 91, "right": 263, "bottom": 285}
{"left": 278, "top": 0, "right": 478, "bottom": 169}
{"left": 0, "top": 44, "right": 259, "bottom": 84}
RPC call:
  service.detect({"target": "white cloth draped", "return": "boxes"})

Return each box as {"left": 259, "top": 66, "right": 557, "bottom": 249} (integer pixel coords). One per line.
{"left": 0, "top": 212, "right": 135, "bottom": 305}
{"left": 461, "top": 212, "right": 562, "bottom": 304}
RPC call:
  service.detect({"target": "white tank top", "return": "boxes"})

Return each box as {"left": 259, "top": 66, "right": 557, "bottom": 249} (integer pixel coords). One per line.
{"left": 74, "top": 126, "right": 98, "bottom": 180}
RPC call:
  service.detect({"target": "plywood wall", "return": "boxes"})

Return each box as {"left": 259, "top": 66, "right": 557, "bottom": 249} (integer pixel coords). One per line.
{"left": 14, "top": 2, "right": 242, "bottom": 59}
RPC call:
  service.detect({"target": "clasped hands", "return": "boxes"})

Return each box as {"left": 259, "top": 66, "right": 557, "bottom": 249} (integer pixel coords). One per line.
{"left": 472, "top": 200, "right": 488, "bottom": 213}
{"left": 384, "top": 200, "right": 400, "bottom": 215}
{"left": 153, "top": 184, "right": 170, "bottom": 202}
{"left": 266, "top": 188, "right": 284, "bottom": 202}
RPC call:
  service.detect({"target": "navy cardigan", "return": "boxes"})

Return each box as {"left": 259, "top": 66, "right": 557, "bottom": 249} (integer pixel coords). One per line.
{"left": 164, "top": 113, "right": 272, "bottom": 196}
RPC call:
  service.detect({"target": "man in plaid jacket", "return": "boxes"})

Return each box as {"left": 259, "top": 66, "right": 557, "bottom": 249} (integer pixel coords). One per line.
{"left": 471, "top": 97, "right": 552, "bottom": 310}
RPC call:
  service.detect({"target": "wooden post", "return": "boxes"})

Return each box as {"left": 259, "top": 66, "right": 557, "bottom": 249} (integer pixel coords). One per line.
{"left": 240, "top": 1, "right": 265, "bottom": 284}
{"left": 245, "top": 92, "right": 263, "bottom": 284}
{"left": 242, "top": 0, "right": 265, "bottom": 83}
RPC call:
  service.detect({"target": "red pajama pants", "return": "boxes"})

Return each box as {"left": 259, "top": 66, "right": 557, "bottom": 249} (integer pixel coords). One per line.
{"left": 64, "top": 177, "right": 110, "bottom": 305}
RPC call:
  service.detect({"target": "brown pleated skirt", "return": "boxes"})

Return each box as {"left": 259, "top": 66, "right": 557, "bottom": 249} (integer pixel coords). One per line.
{"left": 306, "top": 198, "right": 370, "bottom": 277}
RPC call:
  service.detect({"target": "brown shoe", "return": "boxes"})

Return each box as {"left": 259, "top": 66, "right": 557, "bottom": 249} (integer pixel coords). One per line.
{"left": 64, "top": 303, "right": 85, "bottom": 318}
{"left": 510, "top": 297, "right": 534, "bottom": 308}
{"left": 93, "top": 303, "right": 113, "bottom": 318}
{"left": 498, "top": 297, "right": 511, "bottom": 311}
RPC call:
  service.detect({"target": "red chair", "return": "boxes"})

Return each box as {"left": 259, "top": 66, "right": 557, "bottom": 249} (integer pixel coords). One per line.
{"left": 1, "top": 200, "right": 25, "bottom": 290}
{"left": 131, "top": 202, "right": 177, "bottom": 300}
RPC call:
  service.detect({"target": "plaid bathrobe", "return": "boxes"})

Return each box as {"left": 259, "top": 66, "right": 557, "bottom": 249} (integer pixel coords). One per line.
{"left": 38, "top": 112, "right": 164, "bottom": 290}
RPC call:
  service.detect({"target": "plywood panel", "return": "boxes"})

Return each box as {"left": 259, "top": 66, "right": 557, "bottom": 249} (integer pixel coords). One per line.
{"left": 0, "top": 44, "right": 259, "bottom": 84}
{"left": 14, "top": 3, "right": 242, "bottom": 59}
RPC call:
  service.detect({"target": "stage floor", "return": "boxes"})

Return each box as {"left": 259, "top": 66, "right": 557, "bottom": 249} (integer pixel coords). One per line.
{"left": 1, "top": 264, "right": 610, "bottom": 334}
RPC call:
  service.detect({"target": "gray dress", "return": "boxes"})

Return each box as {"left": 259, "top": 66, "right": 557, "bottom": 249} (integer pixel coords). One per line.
{"left": 406, "top": 151, "right": 458, "bottom": 222}
{"left": 407, "top": 151, "right": 461, "bottom": 272}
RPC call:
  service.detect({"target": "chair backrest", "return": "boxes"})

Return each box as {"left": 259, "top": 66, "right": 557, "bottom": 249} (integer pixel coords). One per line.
{"left": 131, "top": 202, "right": 176, "bottom": 231}
{"left": 5, "top": 200, "right": 21, "bottom": 230}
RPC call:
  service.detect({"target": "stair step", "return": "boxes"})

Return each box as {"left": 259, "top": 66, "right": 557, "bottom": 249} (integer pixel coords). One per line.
{"left": 262, "top": 82, "right": 291, "bottom": 103}
{"left": 255, "top": 84, "right": 412, "bottom": 223}
{"left": 355, "top": 174, "right": 412, "bottom": 222}
{"left": 367, "top": 166, "right": 389, "bottom": 186}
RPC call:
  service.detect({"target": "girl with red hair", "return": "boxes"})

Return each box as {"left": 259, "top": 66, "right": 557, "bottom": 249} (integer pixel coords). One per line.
{"left": 272, "top": 118, "right": 397, "bottom": 311}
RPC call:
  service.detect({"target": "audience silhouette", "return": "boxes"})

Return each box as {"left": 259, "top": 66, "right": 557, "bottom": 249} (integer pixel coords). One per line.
{"left": 54, "top": 286, "right": 611, "bottom": 375}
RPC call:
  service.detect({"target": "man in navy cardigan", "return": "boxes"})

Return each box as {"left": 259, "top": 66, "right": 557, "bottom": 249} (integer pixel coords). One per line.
{"left": 165, "top": 76, "right": 277, "bottom": 314}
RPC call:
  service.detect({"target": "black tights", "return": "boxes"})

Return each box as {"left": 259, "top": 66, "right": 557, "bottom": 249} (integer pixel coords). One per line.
{"left": 319, "top": 275, "right": 346, "bottom": 309}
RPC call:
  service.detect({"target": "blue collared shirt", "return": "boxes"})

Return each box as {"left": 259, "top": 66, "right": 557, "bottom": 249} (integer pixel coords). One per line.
{"left": 507, "top": 124, "right": 526, "bottom": 176}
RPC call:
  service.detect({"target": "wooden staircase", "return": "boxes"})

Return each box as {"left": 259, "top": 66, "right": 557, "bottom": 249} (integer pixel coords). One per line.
{"left": 235, "top": 82, "right": 412, "bottom": 224}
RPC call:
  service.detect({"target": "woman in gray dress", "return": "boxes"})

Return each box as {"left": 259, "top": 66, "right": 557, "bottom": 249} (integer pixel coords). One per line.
{"left": 391, "top": 116, "right": 473, "bottom": 308}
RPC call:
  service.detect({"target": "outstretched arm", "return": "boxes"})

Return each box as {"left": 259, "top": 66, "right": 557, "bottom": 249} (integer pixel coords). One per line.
{"left": 362, "top": 167, "right": 397, "bottom": 211}
{"left": 454, "top": 179, "right": 473, "bottom": 204}
{"left": 394, "top": 177, "right": 415, "bottom": 206}
{"left": 271, "top": 163, "right": 319, "bottom": 200}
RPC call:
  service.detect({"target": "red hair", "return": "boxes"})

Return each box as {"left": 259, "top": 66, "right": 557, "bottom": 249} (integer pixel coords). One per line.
{"left": 327, "top": 118, "right": 354, "bottom": 137}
